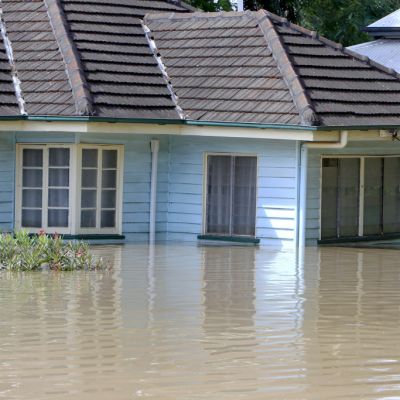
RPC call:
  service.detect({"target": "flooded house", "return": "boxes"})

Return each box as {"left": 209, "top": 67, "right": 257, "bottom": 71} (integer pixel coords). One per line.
{"left": 0, "top": 1, "right": 399, "bottom": 248}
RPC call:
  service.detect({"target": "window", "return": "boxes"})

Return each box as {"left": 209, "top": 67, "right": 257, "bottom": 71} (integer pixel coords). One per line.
{"left": 321, "top": 156, "right": 400, "bottom": 240}
{"left": 79, "top": 146, "right": 121, "bottom": 232}
{"left": 16, "top": 144, "right": 123, "bottom": 234}
{"left": 205, "top": 154, "right": 257, "bottom": 236}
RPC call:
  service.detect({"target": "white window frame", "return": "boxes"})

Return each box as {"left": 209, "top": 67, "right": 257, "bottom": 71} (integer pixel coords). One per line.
{"left": 76, "top": 144, "right": 124, "bottom": 235}
{"left": 15, "top": 144, "right": 124, "bottom": 235}
{"left": 319, "top": 154, "right": 400, "bottom": 240}
{"left": 202, "top": 152, "right": 258, "bottom": 237}
{"left": 15, "top": 144, "right": 75, "bottom": 234}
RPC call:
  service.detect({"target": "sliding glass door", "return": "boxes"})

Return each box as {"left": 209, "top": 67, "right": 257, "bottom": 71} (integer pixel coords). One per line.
{"left": 321, "top": 156, "right": 400, "bottom": 240}
{"left": 206, "top": 155, "right": 257, "bottom": 236}
{"left": 321, "top": 158, "right": 359, "bottom": 239}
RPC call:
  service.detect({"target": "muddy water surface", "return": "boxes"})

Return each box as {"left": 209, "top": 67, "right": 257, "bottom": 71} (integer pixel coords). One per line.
{"left": 1, "top": 244, "right": 400, "bottom": 399}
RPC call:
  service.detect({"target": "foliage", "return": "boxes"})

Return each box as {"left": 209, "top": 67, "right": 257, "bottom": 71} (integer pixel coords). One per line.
{"left": 0, "top": 230, "right": 105, "bottom": 271}
{"left": 188, "top": 0, "right": 400, "bottom": 46}
{"left": 187, "top": 0, "right": 232, "bottom": 11}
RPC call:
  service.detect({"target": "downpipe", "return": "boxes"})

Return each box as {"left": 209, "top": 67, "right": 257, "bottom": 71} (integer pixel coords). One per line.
{"left": 149, "top": 139, "right": 159, "bottom": 245}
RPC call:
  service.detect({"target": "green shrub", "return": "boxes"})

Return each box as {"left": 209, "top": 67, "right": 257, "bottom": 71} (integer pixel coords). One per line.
{"left": 0, "top": 230, "right": 105, "bottom": 271}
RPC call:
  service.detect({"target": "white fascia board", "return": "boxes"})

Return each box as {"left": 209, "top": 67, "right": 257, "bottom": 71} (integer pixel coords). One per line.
{"left": 179, "top": 125, "right": 315, "bottom": 140}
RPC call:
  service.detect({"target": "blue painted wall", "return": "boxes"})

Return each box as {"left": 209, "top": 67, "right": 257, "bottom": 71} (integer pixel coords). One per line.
{"left": 2, "top": 131, "right": 299, "bottom": 246}
{"left": 167, "top": 136, "right": 297, "bottom": 245}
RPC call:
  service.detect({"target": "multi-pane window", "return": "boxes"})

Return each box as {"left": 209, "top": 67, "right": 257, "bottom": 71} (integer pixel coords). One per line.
{"left": 16, "top": 144, "right": 122, "bottom": 234}
{"left": 80, "top": 147, "right": 119, "bottom": 230}
{"left": 206, "top": 154, "right": 257, "bottom": 236}
{"left": 19, "top": 146, "right": 71, "bottom": 232}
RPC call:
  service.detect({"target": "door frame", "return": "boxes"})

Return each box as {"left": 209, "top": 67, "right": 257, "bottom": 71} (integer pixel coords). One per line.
{"left": 319, "top": 154, "right": 400, "bottom": 240}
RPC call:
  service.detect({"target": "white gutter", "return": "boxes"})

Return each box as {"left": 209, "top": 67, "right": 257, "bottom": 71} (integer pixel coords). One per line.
{"left": 149, "top": 139, "right": 159, "bottom": 245}
{"left": 298, "top": 130, "right": 349, "bottom": 257}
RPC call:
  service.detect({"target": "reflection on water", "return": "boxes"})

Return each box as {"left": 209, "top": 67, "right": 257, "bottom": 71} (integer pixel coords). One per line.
{"left": 1, "top": 245, "right": 400, "bottom": 399}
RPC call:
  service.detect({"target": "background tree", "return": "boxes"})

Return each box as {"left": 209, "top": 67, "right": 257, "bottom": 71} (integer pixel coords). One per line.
{"left": 187, "top": 0, "right": 400, "bottom": 46}
{"left": 187, "top": 0, "right": 232, "bottom": 11}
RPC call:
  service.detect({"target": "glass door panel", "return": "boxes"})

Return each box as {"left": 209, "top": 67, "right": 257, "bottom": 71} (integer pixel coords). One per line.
{"left": 321, "top": 158, "right": 338, "bottom": 239}
{"left": 337, "top": 158, "right": 360, "bottom": 237}
{"left": 101, "top": 150, "right": 117, "bottom": 228}
{"left": 206, "top": 155, "right": 232, "bottom": 234}
{"left": 48, "top": 148, "right": 70, "bottom": 227}
{"left": 232, "top": 156, "right": 256, "bottom": 236}
{"left": 21, "top": 149, "right": 43, "bottom": 228}
{"left": 363, "top": 158, "right": 383, "bottom": 235}
{"left": 81, "top": 149, "right": 98, "bottom": 228}
{"left": 383, "top": 157, "right": 400, "bottom": 233}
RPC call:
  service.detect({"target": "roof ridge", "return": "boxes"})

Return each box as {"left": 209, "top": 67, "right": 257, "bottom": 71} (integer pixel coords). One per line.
{"left": 144, "top": 10, "right": 254, "bottom": 22}
{"left": 44, "top": 0, "right": 95, "bottom": 116}
{"left": 0, "top": 9, "right": 26, "bottom": 115}
{"left": 142, "top": 19, "right": 185, "bottom": 119}
{"left": 256, "top": 10, "right": 319, "bottom": 126}
{"left": 266, "top": 9, "right": 400, "bottom": 81}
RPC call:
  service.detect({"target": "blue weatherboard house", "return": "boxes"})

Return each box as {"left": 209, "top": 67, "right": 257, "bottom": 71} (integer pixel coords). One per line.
{"left": 0, "top": 1, "right": 399, "bottom": 248}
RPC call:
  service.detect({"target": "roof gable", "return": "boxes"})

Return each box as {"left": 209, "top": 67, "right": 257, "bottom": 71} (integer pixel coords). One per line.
{"left": 146, "top": 10, "right": 400, "bottom": 127}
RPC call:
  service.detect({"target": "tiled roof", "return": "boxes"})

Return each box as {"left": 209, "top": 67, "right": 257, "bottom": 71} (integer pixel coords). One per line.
{"left": 59, "top": 0, "right": 192, "bottom": 118}
{"left": 0, "top": 4, "right": 399, "bottom": 127}
{"left": 146, "top": 10, "right": 400, "bottom": 127}
{"left": 145, "top": 12, "right": 301, "bottom": 125}
{"left": 2, "top": 0, "right": 76, "bottom": 115}
{"left": 0, "top": 32, "right": 19, "bottom": 115}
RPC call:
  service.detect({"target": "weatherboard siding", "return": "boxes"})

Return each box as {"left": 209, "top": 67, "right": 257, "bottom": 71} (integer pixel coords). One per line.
{"left": 306, "top": 141, "right": 400, "bottom": 243}
{"left": 0, "top": 133, "right": 15, "bottom": 232}
{"left": 0, "top": 131, "right": 298, "bottom": 244}
{"left": 167, "top": 136, "right": 298, "bottom": 246}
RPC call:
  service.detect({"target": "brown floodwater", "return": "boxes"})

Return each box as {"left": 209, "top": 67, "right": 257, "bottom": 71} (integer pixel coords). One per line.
{"left": 1, "top": 244, "right": 400, "bottom": 399}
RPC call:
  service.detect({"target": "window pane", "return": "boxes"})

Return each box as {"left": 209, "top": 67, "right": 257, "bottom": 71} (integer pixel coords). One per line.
{"left": 338, "top": 158, "right": 359, "bottom": 237}
{"left": 101, "top": 210, "right": 115, "bottom": 228}
{"left": 48, "top": 209, "right": 68, "bottom": 227}
{"left": 383, "top": 157, "right": 400, "bottom": 234}
{"left": 81, "top": 190, "right": 97, "bottom": 208}
{"left": 23, "top": 149, "right": 42, "bottom": 167}
{"left": 82, "top": 149, "right": 98, "bottom": 168}
{"left": 102, "top": 150, "right": 117, "bottom": 169}
{"left": 81, "top": 169, "right": 97, "bottom": 188}
{"left": 101, "top": 190, "right": 116, "bottom": 209}
{"left": 364, "top": 158, "right": 383, "bottom": 235}
{"left": 22, "top": 209, "right": 42, "bottom": 228}
{"left": 22, "top": 189, "right": 42, "bottom": 208}
{"left": 321, "top": 158, "right": 338, "bottom": 239}
{"left": 81, "top": 210, "right": 96, "bottom": 228}
{"left": 49, "top": 148, "right": 69, "bottom": 167}
{"left": 206, "top": 155, "right": 232, "bottom": 234}
{"left": 49, "top": 168, "right": 69, "bottom": 187}
{"left": 102, "top": 170, "right": 116, "bottom": 188}
{"left": 23, "top": 169, "right": 42, "bottom": 188}
{"left": 48, "top": 189, "right": 69, "bottom": 207}
{"left": 232, "top": 156, "right": 256, "bottom": 236}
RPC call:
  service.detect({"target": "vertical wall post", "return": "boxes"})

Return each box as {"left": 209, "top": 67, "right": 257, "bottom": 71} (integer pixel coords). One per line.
{"left": 237, "top": 0, "right": 244, "bottom": 11}
{"left": 298, "top": 145, "right": 308, "bottom": 257}
{"left": 150, "top": 139, "right": 159, "bottom": 245}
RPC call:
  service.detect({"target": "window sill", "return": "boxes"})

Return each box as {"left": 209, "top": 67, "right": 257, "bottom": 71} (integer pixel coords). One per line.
{"left": 59, "top": 234, "right": 125, "bottom": 241}
{"left": 197, "top": 234, "right": 260, "bottom": 244}
{"left": 318, "top": 232, "right": 400, "bottom": 244}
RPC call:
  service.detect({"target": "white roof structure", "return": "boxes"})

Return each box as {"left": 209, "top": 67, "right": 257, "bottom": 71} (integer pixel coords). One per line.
{"left": 349, "top": 9, "right": 400, "bottom": 72}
